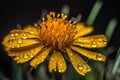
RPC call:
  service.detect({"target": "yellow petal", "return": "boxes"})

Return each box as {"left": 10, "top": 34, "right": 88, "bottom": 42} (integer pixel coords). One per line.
{"left": 70, "top": 46, "right": 106, "bottom": 61}
{"left": 30, "top": 48, "right": 51, "bottom": 68}
{"left": 73, "top": 35, "right": 107, "bottom": 48}
{"left": 57, "top": 51, "right": 67, "bottom": 73}
{"left": 2, "top": 26, "right": 40, "bottom": 51}
{"left": 49, "top": 51, "right": 57, "bottom": 72}
{"left": 49, "top": 51, "right": 67, "bottom": 73}
{"left": 74, "top": 23, "right": 93, "bottom": 39}
{"left": 10, "top": 45, "right": 44, "bottom": 63}
{"left": 66, "top": 48, "right": 91, "bottom": 76}
{"left": 22, "top": 25, "right": 39, "bottom": 35}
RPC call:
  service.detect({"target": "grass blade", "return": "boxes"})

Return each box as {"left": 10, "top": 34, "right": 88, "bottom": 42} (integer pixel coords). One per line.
{"left": 84, "top": 72, "right": 95, "bottom": 80}
{"left": 12, "top": 61, "right": 23, "bottom": 80}
{"left": 86, "top": 0, "right": 103, "bottom": 26}
{"left": 0, "top": 70, "right": 9, "bottom": 80}
{"left": 109, "top": 48, "right": 120, "bottom": 80}
{"left": 105, "top": 18, "right": 118, "bottom": 41}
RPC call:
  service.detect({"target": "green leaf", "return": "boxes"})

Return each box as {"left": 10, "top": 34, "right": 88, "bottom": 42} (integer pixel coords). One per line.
{"left": 86, "top": 0, "right": 103, "bottom": 26}
{"left": 12, "top": 61, "right": 23, "bottom": 80}
{"left": 84, "top": 72, "right": 95, "bottom": 80}
{"left": 0, "top": 70, "right": 8, "bottom": 80}
{"left": 109, "top": 48, "right": 120, "bottom": 80}
{"left": 105, "top": 18, "right": 118, "bottom": 41}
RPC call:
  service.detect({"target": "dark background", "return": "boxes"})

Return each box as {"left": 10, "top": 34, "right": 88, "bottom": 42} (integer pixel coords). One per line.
{"left": 0, "top": 0, "right": 120, "bottom": 79}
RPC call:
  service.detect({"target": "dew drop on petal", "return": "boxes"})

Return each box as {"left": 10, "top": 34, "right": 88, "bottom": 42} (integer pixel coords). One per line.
{"left": 40, "top": 56, "right": 44, "bottom": 62}
{"left": 96, "top": 54, "right": 103, "bottom": 61}
{"left": 8, "top": 39, "right": 13, "bottom": 44}
{"left": 30, "top": 54, "right": 34, "bottom": 58}
{"left": 91, "top": 41, "right": 97, "bottom": 47}
{"left": 23, "top": 54, "right": 29, "bottom": 59}
{"left": 10, "top": 34, "right": 15, "bottom": 36}
{"left": 15, "top": 33, "right": 19, "bottom": 36}
{"left": 59, "top": 69, "right": 64, "bottom": 73}
{"left": 103, "top": 40, "right": 107, "bottom": 45}
{"left": 10, "top": 34, "right": 16, "bottom": 39}
{"left": 23, "top": 34, "right": 27, "bottom": 39}
{"left": 30, "top": 31, "right": 34, "bottom": 34}
{"left": 14, "top": 56, "right": 20, "bottom": 60}
{"left": 17, "top": 39, "right": 23, "bottom": 44}
{"left": 78, "top": 64, "right": 83, "bottom": 70}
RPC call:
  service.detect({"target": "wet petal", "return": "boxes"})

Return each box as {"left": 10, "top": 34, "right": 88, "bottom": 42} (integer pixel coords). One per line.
{"left": 66, "top": 48, "right": 91, "bottom": 76}
{"left": 74, "top": 23, "right": 93, "bottom": 39}
{"left": 73, "top": 35, "right": 107, "bottom": 48}
{"left": 22, "top": 25, "right": 39, "bottom": 35}
{"left": 49, "top": 51, "right": 57, "bottom": 72}
{"left": 30, "top": 48, "right": 51, "bottom": 68}
{"left": 2, "top": 26, "right": 40, "bottom": 51}
{"left": 57, "top": 51, "right": 67, "bottom": 73}
{"left": 9, "top": 45, "right": 44, "bottom": 63}
{"left": 70, "top": 46, "right": 106, "bottom": 61}
{"left": 49, "top": 51, "right": 67, "bottom": 73}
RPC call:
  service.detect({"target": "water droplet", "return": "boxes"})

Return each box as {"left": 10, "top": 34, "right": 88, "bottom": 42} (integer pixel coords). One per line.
{"left": 91, "top": 41, "right": 97, "bottom": 47}
{"left": 9, "top": 34, "right": 15, "bottom": 39}
{"left": 30, "top": 54, "right": 34, "bottom": 58}
{"left": 8, "top": 39, "right": 13, "bottom": 44}
{"left": 78, "top": 64, "right": 83, "bottom": 70}
{"left": 24, "top": 54, "right": 29, "bottom": 59}
{"left": 14, "top": 56, "right": 20, "bottom": 60}
{"left": 30, "top": 31, "right": 34, "bottom": 34}
{"left": 59, "top": 69, "right": 64, "bottom": 73}
{"left": 23, "top": 34, "right": 27, "bottom": 39}
{"left": 15, "top": 33, "right": 19, "bottom": 36}
{"left": 17, "top": 39, "right": 23, "bottom": 44}
{"left": 103, "top": 40, "right": 107, "bottom": 45}
{"left": 96, "top": 54, "right": 103, "bottom": 61}
{"left": 98, "top": 38, "right": 102, "bottom": 42}
{"left": 40, "top": 58, "right": 44, "bottom": 62}
{"left": 11, "top": 33, "right": 14, "bottom": 36}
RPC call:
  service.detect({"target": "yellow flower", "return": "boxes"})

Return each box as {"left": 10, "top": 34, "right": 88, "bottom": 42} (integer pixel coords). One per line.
{"left": 2, "top": 12, "right": 107, "bottom": 75}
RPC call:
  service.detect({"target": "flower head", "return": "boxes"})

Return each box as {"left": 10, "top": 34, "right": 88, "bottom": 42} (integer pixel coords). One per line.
{"left": 2, "top": 12, "right": 107, "bottom": 75}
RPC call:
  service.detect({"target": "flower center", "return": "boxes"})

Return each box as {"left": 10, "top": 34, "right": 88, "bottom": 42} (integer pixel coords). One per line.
{"left": 38, "top": 12, "right": 76, "bottom": 50}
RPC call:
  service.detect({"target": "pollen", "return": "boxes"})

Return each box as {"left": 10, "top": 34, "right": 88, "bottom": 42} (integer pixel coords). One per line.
{"left": 38, "top": 12, "right": 76, "bottom": 50}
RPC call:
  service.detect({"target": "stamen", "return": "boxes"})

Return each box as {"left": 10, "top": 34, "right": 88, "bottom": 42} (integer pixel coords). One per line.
{"left": 38, "top": 12, "right": 76, "bottom": 50}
